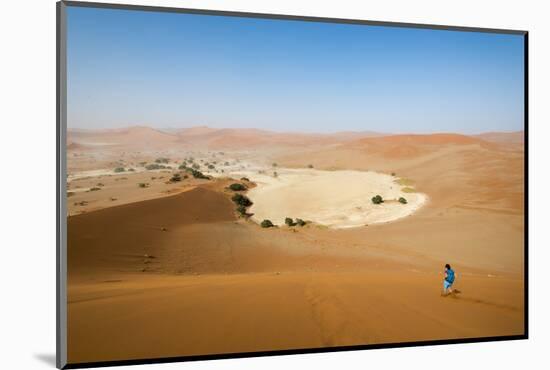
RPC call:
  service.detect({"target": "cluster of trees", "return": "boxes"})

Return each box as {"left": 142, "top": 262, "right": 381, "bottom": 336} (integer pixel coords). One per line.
{"left": 232, "top": 193, "right": 253, "bottom": 217}
{"left": 178, "top": 165, "right": 210, "bottom": 179}
{"left": 372, "top": 194, "right": 408, "bottom": 205}
{"left": 145, "top": 163, "right": 167, "bottom": 170}
{"left": 285, "top": 217, "right": 307, "bottom": 227}
{"left": 232, "top": 193, "right": 253, "bottom": 207}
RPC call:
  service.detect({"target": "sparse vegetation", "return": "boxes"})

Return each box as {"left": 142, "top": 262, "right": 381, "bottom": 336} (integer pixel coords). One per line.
{"left": 89, "top": 187, "right": 101, "bottom": 191}
{"left": 391, "top": 172, "right": 396, "bottom": 176}
{"left": 273, "top": 171, "right": 278, "bottom": 178}
{"left": 402, "top": 187, "right": 416, "bottom": 193}
{"left": 399, "top": 197, "right": 408, "bottom": 204}
{"left": 228, "top": 183, "right": 247, "bottom": 191}
{"left": 138, "top": 183, "right": 149, "bottom": 188}
{"left": 192, "top": 163, "right": 200, "bottom": 170}
{"left": 67, "top": 192, "right": 75, "bottom": 197}
{"left": 261, "top": 219, "right": 275, "bottom": 228}
{"left": 296, "top": 218, "right": 306, "bottom": 227}
{"left": 272, "top": 163, "right": 277, "bottom": 167}
{"left": 395, "top": 178, "right": 414, "bottom": 186}
{"left": 128, "top": 168, "right": 135, "bottom": 172}
{"left": 145, "top": 163, "right": 167, "bottom": 170}
{"left": 207, "top": 164, "right": 215, "bottom": 170}
{"left": 241, "top": 177, "right": 250, "bottom": 182}
{"left": 114, "top": 167, "right": 125, "bottom": 173}
{"left": 190, "top": 169, "right": 209, "bottom": 179}
{"left": 236, "top": 205, "right": 250, "bottom": 217}
{"left": 155, "top": 157, "right": 169, "bottom": 164}
{"left": 231, "top": 193, "right": 253, "bottom": 207}
{"left": 170, "top": 173, "right": 182, "bottom": 182}
{"left": 371, "top": 195, "right": 384, "bottom": 204}
{"left": 308, "top": 164, "right": 314, "bottom": 168}
{"left": 285, "top": 217, "right": 296, "bottom": 227}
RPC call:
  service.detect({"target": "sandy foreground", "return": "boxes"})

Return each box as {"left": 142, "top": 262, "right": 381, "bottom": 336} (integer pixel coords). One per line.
{"left": 66, "top": 128, "right": 525, "bottom": 365}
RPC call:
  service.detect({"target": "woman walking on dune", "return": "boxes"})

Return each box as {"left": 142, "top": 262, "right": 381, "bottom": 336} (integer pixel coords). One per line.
{"left": 443, "top": 264, "right": 456, "bottom": 296}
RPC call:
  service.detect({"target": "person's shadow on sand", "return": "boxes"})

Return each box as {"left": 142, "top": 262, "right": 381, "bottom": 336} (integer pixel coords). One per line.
{"left": 441, "top": 290, "right": 519, "bottom": 312}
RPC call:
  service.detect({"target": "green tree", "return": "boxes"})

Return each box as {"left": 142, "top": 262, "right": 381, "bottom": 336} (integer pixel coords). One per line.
{"left": 261, "top": 219, "right": 275, "bottom": 228}
{"left": 231, "top": 194, "right": 253, "bottom": 207}
{"left": 296, "top": 218, "right": 306, "bottom": 227}
{"left": 229, "top": 183, "right": 247, "bottom": 191}
{"left": 371, "top": 195, "right": 384, "bottom": 204}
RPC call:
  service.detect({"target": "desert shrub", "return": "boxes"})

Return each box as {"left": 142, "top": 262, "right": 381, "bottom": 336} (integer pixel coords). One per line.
{"left": 296, "top": 218, "right": 306, "bottom": 227}
{"left": 308, "top": 164, "right": 314, "bottom": 168}
{"left": 236, "top": 205, "right": 248, "bottom": 216}
{"left": 170, "top": 173, "right": 182, "bottom": 182}
{"left": 261, "top": 219, "right": 275, "bottom": 228}
{"left": 155, "top": 157, "right": 169, "bottom": 164}
{"left": 128, "top": 168, "right": 135, "bottom": 172}
{"left": 183, "top": 174, "right": 189, "bottom": 179}
{"left": 229, "top": 183, "right": 247, "bottom": 191}
{"left": 399, "top": 197, "right": 408, "bottom": 204}
{"left": 208, "top": 164, "right": 215, "bottom": 170}
{"left": 190, "top": 169, "right": 209, "bottom": 179}
{"left": 231, "top": 194, "right": 253, "bottom": 207}
{"left": 178, "top": 164, "right": 188, "bottom": 170}
{"left": 192, "top": 163, "right": 200, "bottom": 170}
{"left": 139, "top": 162, "right": 147, "bottom": 166}
{"left": 371, "top": 195, "right": 384, "bottom": 204}
{"left": 96, "top": 183, "right": 104, "bottom": 187}
{"left": 391, "top": 172, "right": 396, "bottom": 176}
{"left": 241, "top": 177, "right": 250, "bottom": 182}
{"left": 89, "top": 187, "right": 101, "bottom": 191}
{"left": 272, "top": 163, "right": 277, "bottom": 167}
{"left": 145, "top": 163, "right": 166, "bottom": 170}
{"left": 224, "top": 162, "right": 230, "bottom": 166}
{"left": 138, "top": 183, "right": 149, "bottom": 188}
{"left": 285, "top": 217, "right": 296, "bottom": 227}
{"left": 67, "top": 192, "right": 75, "bottom": 197}
{"left": 273, "top": 171, "right": 278, "bottom": 178}
{"left": 114, "top": 167, "right": 125, "bottom": 173}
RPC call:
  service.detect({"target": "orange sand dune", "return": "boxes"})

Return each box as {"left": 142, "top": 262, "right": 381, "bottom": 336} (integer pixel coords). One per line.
{"left": 68, "top": 272, "right": 523, "bottom": 364}
{"left": 66, "top": 129, "right": 525, "bottom": 365}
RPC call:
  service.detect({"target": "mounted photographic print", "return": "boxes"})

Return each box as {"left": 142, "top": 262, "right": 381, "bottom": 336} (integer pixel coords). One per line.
{"left": 56, "top": 1, "right": 528, "bottom": 368}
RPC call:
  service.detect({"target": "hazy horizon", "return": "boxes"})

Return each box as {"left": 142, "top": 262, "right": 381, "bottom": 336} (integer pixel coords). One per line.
{"left": 66, "top": 124, "right": 525, "bottom": 137}
{"left": 67, "top": 6, "right": 525, "bottom": 134}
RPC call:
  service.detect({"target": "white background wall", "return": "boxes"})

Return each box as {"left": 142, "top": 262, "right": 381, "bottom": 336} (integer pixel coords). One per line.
{"left": 1, "top": 0, "right": 547, "bottom": 369}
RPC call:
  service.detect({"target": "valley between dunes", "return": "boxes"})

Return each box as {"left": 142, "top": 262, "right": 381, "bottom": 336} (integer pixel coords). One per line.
{"left": 66, "top": 127, "right": 525, "bottom": 364}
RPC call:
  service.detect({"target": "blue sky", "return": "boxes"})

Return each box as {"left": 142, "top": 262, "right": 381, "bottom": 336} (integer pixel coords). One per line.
{"left": 67, "top": 6, "right": 525, "bottom": 134}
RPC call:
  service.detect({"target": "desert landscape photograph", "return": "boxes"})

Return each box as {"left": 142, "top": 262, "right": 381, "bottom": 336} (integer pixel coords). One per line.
{"left": 64, "top": 5, "right": 525, "bottom": 365}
